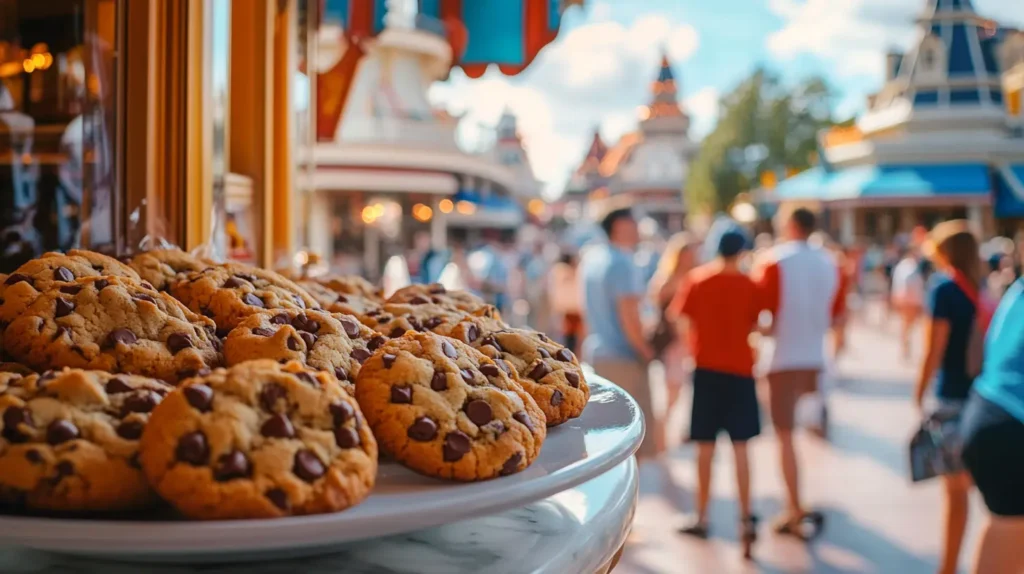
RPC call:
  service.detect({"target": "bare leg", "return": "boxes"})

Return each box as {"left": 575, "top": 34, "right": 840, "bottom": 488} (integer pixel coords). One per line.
{"left": 777, "top": 429, "right": 804, "bottom": 517}
{"left": 939, "top": 472, "right": 971, "bottom": 574}
{"left": 973, "top": 515, "right": 1024, "bottom": 574}
{"left": 695, "top": 442, "right": 716, "bottom": 524}
{"left": 732, "top": 442, "right": 752, "bottom": 519}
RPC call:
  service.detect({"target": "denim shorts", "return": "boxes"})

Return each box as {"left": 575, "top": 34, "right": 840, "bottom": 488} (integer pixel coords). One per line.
{"left": 689, "top": 369, "right": 761, "bottom": 442}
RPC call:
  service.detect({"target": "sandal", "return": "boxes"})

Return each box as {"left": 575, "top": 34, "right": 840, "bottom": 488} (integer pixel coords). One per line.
{"left": 676, "top": 518, "right": 709, "bottom": 539}
{"left": 772, "top": 511, "right": 825, "bottom": 541}
{"left": 740, "top": 515, "right": 758, "bottom": 560}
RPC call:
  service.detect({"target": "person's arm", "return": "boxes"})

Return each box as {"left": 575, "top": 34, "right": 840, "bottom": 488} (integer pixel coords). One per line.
{"left": 914, "top": 318, "right": 950, "bottom": 409}
{"left": 753, "top": 260, "right": 780, "bottom": 332}
{"left": 831, "top": 266, "right": 849, "bottom": 326}
{"left": 618, "top": 294, "right": 654, "bottom": 363}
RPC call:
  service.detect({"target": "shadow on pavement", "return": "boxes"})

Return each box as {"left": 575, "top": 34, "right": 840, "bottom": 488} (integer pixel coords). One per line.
{"left": 837, "top": 377, "right": 916, "bottom": 400}
{"left": 827, "top": 421, "right": 910, "bottom": 478}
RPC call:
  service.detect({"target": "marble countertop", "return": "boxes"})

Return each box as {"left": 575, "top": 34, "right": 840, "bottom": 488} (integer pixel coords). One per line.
{"left": 0, "top": 457, "right": 638, "bottom": 574}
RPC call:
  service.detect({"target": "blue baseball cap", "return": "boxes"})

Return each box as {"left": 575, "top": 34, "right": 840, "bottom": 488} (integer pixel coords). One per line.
{"left": 718, "top": 229, "right": 749, "bottom": 258}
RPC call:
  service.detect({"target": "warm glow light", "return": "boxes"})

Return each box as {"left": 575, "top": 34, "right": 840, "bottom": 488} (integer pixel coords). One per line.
{"left": 361, "top": 204, "right": 381, "bottom": 225}
{"left": 30, "top": 53, "right": 46, "bottom": 69}
{"left": 41, "top": 52, "right": 53, "bottom": 70}
{"left": 412, "top": 203, "right": 433, "bottom": 222}
{"left": 455, "top": 200, "right": 477, "bottom": 215}
{"left": 22, "top": 59, "right": 35, "bottom": 73}
{"left": 438, "top": 199, "right": 454, "bottom": 214}
{"left": 527, "top": 199, "right": 545, "bottom": 217}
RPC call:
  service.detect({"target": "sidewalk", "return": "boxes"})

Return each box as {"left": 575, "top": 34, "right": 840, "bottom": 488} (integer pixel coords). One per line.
{"left": 616, "top": 317, "right": 985, "bottom": 574}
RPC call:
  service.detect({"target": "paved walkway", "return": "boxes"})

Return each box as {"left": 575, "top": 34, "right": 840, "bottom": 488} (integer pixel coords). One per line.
{"left": 617, "top": 317, "right": 986, "bottom": 574}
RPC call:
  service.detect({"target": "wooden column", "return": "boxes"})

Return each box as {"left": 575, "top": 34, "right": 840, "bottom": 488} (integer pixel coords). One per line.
{"left": 271, "top": 0, "right": 297, "bottom": 267}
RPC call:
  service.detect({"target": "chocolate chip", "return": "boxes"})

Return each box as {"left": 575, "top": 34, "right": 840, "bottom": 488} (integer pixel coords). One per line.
{"left": 500, "top": 452, "right": 523, "bottom": 476}
{"left": 38, "top": 371, "right": 57, "bottom": 383}
{"left": 497, "top": 360, "right": 513, "bottom": 375}
{"left": 538, "top": 333, "right": 550, "bottom": 342}
{"left": 565, "top": 372, "right": 580, "bottom": 388}
{"left": 364, "top": 308, "right": 380, "bottom": 317}
{"left": 330, "top": 401, "right": 355, "bottom": 426}
{"left": 236, "top": 273, "right": 258, "bottom": 283}
{"left": 443, "top": 431, "right": 471, "bottom": 462}
{"left": 291, "top": 314, "right": 319, "bottom": 333}
{"left": 293, "top": 294, "right": 306, "bottom": 309}
{"left": 54, "top": 460, "right": 75, "bottom": 480}
{"left": 2, "top": 407, "right": 33, "bottom": 443}
{"left": 389, "top": 327, "right": 407, "bottom": 338}
{"left": 529, "top": 362, "right": 551, "bottom": 381}
{"left": 287, "top": 336, "right": 302, "bottom": 351}
{"left": 293, "top": 372, "right": 317, "bottom": 387}
{"left": 94, "top": 279, "right": 109, "bottom": 290}
{"left": 424, "top": 317, "right": 443, "bottom": 330}
{"left": 513, "top": 411, "right": 534, "bottom": 431}
{"left": 293, "top": 450, "right": 326, "bottom": 482}
{"left": 340, "top": 318, "right": 360, "bottom": 337}
{"left": 105, "top": 378, "right": 133, "bottom": 394}
{"left": 431, "top": 371, "right": 448, "bottom": 391}
{"left": 442, "top": 340, "right": 458, "bottom": 359}
{"left": 243, "top": 293, "right": 264, "bottom": 308}
{"left": 465, "top": 325, "right": 479, "bottom": 343}
{"left": 260, "top": 383, "right": 287, "bottom": 411}
{"left": 335, "top": 426, "right": 360, "bottom": 449}
{"left": 409, "top": 295, "right": 430, "bottom": 305}
{"left": 183, "top": 384, "right": 214, "bottom": 412}
{"left": 430, "top": 284, "right": 446, "bottom": 294}
{"left": 223, "top": 277, "right": 245, "bottom": 288}
{"left": 117, "top": 420, "right": 144, "bottom": 440}
{"left": 259, "top": 412, "right": 295, "bottom": 439}
{"left": 216, "top": 327, "right": 232, "bottom": 338}
{"left": 334, "top": 367, "right": 349, "bottom": 381}
{"left": 556, "top": 349, "right": 575, "bottom": 363}
{"left": 351, "top": 348, "right": 371, "bottom": 363}
{"left": 52, "top": 326, "right": 70, "bottom": 341}
{"left": 266, "top": 488, "right": 290, "bottom": 511}
{"left": 46, "top": 420, "right": 79, "bottom": 445}
{"left": 106, "top": 328, "right": 137, "bottom": 347}
{"left": 382, "top": 353, "right": 397, "bottom": 368}
{"left": 368, "top": 336, "right": 386, "bottom": 351}
{"left": 461, "top": 369, "right": 477, "bottom": 384}
{"left": 407, "top": 416, "right": 438, "bottom": 441}
{"left": 133, "top": 293, "right": 156, "bottom": 304}
{"left": 479, "top": 364, "right": 500, "bottom": 378}
{"left": 4, "top": 273, "right": 30, "bottom": 286}
{"left": 465, "top": 400, "right": 493, "bottom": 426}
{"left": 122, "top": 391, "right": 159, "bottom": 415}
{"left": 551, "top": 390, "right": 563, "bottom": 406}
{"left": 25, "top": 449, "right": 42, "bottom": 464}
{"left": 60, "top": 285, "right": 82, "bottom": 295}
{"left": 214, "top": 450, "right": 251, "bottom": 481}
{"left": 481, "top": 336, "right": 503, "bottom": 353}
{"left": 391, "top": 385, "right": 412, "bottom": 403}
{"left": 177, "top": 367, "right": 211, "bottom": 380}
{"left": 266, "top": 314, "right": 286, "bottom": 326}
{"left": 201, "top": 307, "right": 215, "bottom": 318}
{"left": 337, "top": 294, "right": 350, "bottom": 303}
{"left": 51, "top": 297, "right": 75, "bottom": 319}
{"left": 376, "top": 315, "right": 392, "bottom": 324}
{"left": 141, "top": 282, "right": 155, "bottom": 290}
{"left": 176, "top": 432, "right": 209, "bottom": 465}
{"left": 300, "top": 332, "right": 318, "bottom": 348}
{"left": 53, "top": 266, "right": 74, "bottom": 282}
{"left": 252, "top": 327, "right": 275, "bottom": 337}
{"left": 537, "top": 348, "right": 551, "bottom": 359}
{"left": 167, "top": 333, "right": 193, "bottom": 354}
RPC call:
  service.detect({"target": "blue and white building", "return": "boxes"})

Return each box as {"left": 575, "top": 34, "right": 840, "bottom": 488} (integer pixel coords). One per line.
{"left": 772, "top": 0, "right": 1024, "bottom": 242}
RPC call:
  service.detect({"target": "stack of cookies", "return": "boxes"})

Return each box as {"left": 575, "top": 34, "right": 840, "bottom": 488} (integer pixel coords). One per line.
{"left": 0, "top": 249, "right": 592, "bottom": 521}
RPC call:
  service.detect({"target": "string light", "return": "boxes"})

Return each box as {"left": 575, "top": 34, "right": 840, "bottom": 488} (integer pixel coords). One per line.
{"left": 438, "top": 199, "right": 454, "bottom": 214}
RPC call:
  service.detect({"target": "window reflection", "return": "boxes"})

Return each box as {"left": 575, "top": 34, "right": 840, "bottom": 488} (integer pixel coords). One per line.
{"left": 0, "top": 0, "right": 119, "bottom": 271}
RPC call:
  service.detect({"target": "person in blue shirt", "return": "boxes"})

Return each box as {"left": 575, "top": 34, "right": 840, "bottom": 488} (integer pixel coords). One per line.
{"left": 912, "top": 221, "right": 981, "bottom": 574}
{"left": 961, "top": 277, "right": 1024, "bottom": 573}
{"left": 580, "top": 208, "right": 655, "bottom": 458}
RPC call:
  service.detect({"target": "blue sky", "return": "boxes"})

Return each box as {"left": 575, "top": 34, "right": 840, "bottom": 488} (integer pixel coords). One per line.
{"left": 429, "top": 0, "right": 1023, "bottom": 198}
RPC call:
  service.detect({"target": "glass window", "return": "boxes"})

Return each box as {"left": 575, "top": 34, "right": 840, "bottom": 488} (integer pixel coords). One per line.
{"left": 0, "top": 0, "right": 119, "bottom": 271}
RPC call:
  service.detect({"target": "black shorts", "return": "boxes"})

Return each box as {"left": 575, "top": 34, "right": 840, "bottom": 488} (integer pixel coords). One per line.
{"left": 961, "top": 391, "right": 1024, "bottom": 517}
{"left": 689, "top": 369, "right": 761, "bottom": 443}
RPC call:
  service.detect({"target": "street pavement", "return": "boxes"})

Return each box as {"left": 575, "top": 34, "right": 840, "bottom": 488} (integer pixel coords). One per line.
{"left": 616, "top": 314, "right": 986, "bottom": 574}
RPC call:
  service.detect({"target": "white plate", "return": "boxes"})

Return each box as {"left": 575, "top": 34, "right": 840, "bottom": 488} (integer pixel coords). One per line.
{"left": 0, "top": 375, "right": 643, "bottom": 562}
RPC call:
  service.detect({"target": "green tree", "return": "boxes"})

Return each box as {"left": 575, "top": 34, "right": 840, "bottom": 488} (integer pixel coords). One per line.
{"left": 686, "top": 69, "right": 841, "bottom": 213}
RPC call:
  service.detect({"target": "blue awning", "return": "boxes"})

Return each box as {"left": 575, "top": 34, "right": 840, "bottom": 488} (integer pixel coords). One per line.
{"left": 774, "top": 164, "right": 991, "bottom": 202}
{"left": 994, "top": 165, "right": 1024, "bottom": 218}
{"left": 453, "top": 190, "right": 523, "bottom": 212}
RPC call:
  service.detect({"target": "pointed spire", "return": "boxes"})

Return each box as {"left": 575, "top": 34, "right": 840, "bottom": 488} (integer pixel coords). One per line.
{"left": 657, "top": 52, "right": 675, "bottom": 84}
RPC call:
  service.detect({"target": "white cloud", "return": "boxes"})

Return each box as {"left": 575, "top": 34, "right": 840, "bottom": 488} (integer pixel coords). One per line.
{"left": 685, "top": 87, "right": 721, "bottom": 139}
{"left": 431, "top": 14, "right": 709, "bottom": 198}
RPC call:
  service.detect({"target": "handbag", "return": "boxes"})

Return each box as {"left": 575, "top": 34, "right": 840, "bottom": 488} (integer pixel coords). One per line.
{"left": 908, "top": 406, "right": 964, "bottom": 483}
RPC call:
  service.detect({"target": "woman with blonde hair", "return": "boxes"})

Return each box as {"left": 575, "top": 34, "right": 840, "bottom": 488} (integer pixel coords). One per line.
{"left": 649, "top": 232, "right": 699, "bottom": 450}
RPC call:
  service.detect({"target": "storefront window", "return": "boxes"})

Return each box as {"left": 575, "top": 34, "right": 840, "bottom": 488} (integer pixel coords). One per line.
{"left": 0, "top": 0, "right": 119, "bottom": 271}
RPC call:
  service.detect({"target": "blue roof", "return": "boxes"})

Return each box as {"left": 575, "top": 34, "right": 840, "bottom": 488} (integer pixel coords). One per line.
{"left": 775, "top": 164, "right": 991, "bottom": 202}
{"left": 995, "top": 166, "right": 1024, "bottom": 218}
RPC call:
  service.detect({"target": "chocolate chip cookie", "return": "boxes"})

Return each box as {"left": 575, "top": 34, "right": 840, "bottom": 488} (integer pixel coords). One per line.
{"left": 474, "top": 329, "right": 589, "bottom": 426}
{"left": 139, "top": 360, "right": 377, "bottom": 519}
{"left": 3, "top": 276, "right": 223, "bottom": 383}
{"left": 0, "top": 369, "right": 173, "bottom": 511}
{"left": 127, "top": 248, "right": 210, "bottom": 292}
{"left": 387, "top": 283, "right": 491, "bottom": 314}
{"left": 355, "top": 332, "right": 546, "bottom": 481}
{"left": 359, "top": 303, "right": 473, "bottom": 340}
{"left": 316, "top": 275, "right": 382, "bottom": 300}
{"left": 224, "top": 310, "right": 382, "bottom": 393}
{"left": 171, "top": 263, "right": 321, "bottom": 334}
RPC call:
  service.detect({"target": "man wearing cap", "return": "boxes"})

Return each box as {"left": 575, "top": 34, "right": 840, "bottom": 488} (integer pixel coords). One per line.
{"left": 755, "top": 207, "right": 844, "bottom": 538}
{"left": 670, "top": 228, "right": 763, "bottom": 555}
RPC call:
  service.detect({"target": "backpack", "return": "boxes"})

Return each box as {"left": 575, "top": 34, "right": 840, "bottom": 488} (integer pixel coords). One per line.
{"left": 951, "top": 272, "right": 996, "bottom": 378}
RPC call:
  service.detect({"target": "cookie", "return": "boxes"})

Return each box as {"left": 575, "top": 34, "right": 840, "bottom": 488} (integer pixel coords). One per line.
{"left": 359, "top": 303, "right": 470, "bottom": 339}
{"left": 0, "top": 363, "right": 35, "bottom": 377}
{"left": 3, "top": 276, "right": 223, "bottom": 383}
{"left": 127, "top": 249, "right": 210, "bottom": 292}
{"left": 0, "top": 250, "right": 143, "bottom": 326}
{"left": 0, "top": 369, "right": 173, "bottom": 511}
{"left": 224, "top": 310, "right": 383, "bottom": 393}
{"left": 139, "top": 360, "right": 377, "bottom": 519}
{"left": 387, "top": 283, "right": 491, "bottom": 314}
{"left": 354, "top": 332, "right": 546, "bottom": 481}
{"left": 474, "top": 329, "right": 589, "bottom": 426}
{"left": 316, "top": 275, "right": 382, "bottom": 300}
{"left": 171, "top": 263, "right": 321, "bottom": 334}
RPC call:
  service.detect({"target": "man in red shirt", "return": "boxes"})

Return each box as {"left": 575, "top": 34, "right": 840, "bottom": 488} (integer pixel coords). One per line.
{"left": 670, "top": 229, "right": 762, "bottom": 557}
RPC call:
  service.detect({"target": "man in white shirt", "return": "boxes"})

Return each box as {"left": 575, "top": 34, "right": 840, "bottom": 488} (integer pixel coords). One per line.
{"left": 891, "top": 248, "right": 925, "bottom": 361}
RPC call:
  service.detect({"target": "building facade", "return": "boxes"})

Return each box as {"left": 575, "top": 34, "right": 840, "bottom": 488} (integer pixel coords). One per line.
{"left": 773, "top": 0, "right": 1024, "bottom": 243}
